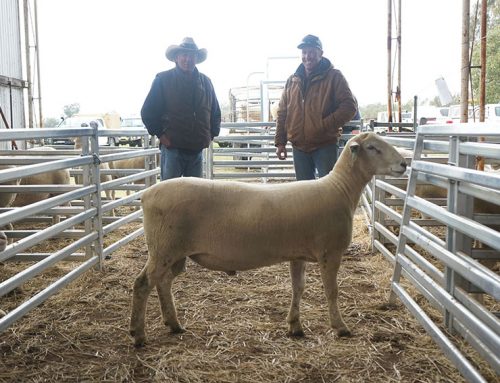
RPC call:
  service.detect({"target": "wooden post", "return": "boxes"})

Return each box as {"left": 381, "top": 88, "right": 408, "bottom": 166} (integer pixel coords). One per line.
{"left": 479, "top": 0, "right": 487, "bottom": 123}
{"left": 34, "top": 0, "right": 43, "bottom": 129}
{"left": 23, "top": 0, "right": 33, "bottom": 129}
{"left": 387, "top": 0, "right": 393, "bottom": 129}
{"left": 397, "top": 0, "right": 402, "bottom": 123}
{"left": 460, "top": 0, "right": 470, "bottom": 123}
{"left": 477, "top": 0, "right": 487, "bottom": 171}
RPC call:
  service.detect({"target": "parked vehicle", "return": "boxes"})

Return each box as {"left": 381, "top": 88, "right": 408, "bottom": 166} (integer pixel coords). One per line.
{"left": 482, "top": 103, "right": 500, "bottom": 123}
{"left": 446, "top": 104, "right": 477, "bottom": 123}
{"left": 53, "top": 116, "right": 111, "bottom": 146}
{"left": 341, "top": 119, "right": 363, "bottom": 135}
{"left": 415, "top": 106, "right": 449, "bottom": 125}
{"left": 376, "top": 111, "right": 413, "bottom": 124}
{"left": 431, "top": 104, "right": 500, "bottom": 124}
{"left": 339, "top": 119, "right": 364, "bottom": 147}
{"left": 374, "top": 111, "right": 413, "bottom": 133}
{"left": 120, "top": 116, "right": 145, "bottom": 146}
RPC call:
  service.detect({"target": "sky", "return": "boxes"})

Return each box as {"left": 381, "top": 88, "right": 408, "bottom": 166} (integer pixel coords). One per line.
{"left": 35, "top": 0, "right": 464, "bottom": 118}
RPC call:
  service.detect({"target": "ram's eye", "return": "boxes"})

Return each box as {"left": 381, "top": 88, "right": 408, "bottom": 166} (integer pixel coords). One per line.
{"left": 367, "top": 144, "right": 381, "bottom": 153}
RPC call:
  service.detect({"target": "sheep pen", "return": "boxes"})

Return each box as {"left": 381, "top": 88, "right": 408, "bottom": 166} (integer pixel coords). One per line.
{"left": 0, "top": 208, "right": 497, "bottom": 382}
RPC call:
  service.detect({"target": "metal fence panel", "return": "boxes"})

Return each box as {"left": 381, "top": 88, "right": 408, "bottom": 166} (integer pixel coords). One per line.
{"left": 368, "top": 124, "right": 500, "bottom": 381}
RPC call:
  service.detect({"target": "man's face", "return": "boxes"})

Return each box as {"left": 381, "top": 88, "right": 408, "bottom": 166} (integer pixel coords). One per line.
{"left": 301, "top": 47, "right": 323, "bottom": 73}
{"left": 175, "top": 51, "right": 196, "bottom": 73}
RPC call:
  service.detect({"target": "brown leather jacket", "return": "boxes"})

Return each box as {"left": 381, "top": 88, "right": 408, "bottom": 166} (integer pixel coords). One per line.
{"left": 275, "top": 58, "right": 357, "bottom": 152}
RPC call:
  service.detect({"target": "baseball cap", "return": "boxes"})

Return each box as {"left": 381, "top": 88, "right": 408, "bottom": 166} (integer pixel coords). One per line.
{"left": 297, "top": 34, "right": 323, "bottom": 50}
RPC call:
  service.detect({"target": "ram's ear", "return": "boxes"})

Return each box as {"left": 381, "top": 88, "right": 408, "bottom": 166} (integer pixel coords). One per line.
{"left": 350, "top": 141, "right": 360, "bottom": 161}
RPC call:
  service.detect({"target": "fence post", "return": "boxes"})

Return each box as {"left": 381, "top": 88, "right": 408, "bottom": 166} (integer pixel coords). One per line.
{"left": 144, "top": 133, "right": 155, "bottom": 189}
{"left": 89, "top": 123, "right": 104, "bottom": 270}
{"left": 371, "top": 176, "right": 379, "bottom": 251}
{"left": 206, "top": 142, "right": 214, "bottom": 179}
{"left": 81, "top": 135, "right": 93, "bottom": 261}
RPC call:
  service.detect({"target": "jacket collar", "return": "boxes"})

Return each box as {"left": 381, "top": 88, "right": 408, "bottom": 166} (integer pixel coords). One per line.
{"left": 174, "top": 65, "right": 200, "bottom": 79}
{"left": 295, "top": 57, "right": 333, "bottom": 81}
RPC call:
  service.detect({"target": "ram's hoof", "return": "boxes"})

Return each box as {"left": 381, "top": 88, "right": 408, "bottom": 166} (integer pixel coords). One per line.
{"left": 337, "top": 328, "right": 352, "bottom": 337}
{"left": 130, "top": 329, "right": 146, "bottom": 347}
{"left": 134, "top": 339, "right": 145, "bottom": 348}
{"left": 287, "top": 326, "right": 305, "bottom": 337}
{"left": 170, "top": 325, "right": 186, "bottom": 334}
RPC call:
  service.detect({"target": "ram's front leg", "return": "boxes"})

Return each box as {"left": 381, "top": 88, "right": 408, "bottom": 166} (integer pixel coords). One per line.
{"left": 287, "top": 260, "right": 306, "bottom": 336}
{"left": 318, "top": 254, "right": 351, "bottom": 337}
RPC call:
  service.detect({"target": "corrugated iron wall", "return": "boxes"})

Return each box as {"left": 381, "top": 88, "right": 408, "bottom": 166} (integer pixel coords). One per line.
{"left": 0, "top": 0, "right": 25, "bottom": 150}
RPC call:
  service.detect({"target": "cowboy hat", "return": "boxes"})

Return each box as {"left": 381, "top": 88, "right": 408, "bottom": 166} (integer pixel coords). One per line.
{"left": 165, "top": 37, "right": 207, "bottom": 64}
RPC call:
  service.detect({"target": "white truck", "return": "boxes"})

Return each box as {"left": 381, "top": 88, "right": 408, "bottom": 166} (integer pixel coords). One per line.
{"left": 374, "top": 111, "right": 413, "bottom": 133}
{"left": 54, "top": 113, "right": 119, "bottom": 146}
{"left": 119, "top": 115, "right": 146, "bottom": 147}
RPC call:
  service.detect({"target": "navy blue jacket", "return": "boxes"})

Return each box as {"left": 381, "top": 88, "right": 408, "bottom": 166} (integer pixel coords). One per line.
{"left": 141, "top": 67, "right": 221, "bottom": 151}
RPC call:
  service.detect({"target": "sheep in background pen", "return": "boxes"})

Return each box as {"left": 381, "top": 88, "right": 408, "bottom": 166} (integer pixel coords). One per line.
{"left": 0, "top": 165, "right": 21, "bottom": 247}
{"left": 394, "top": 149, "right": 499, "bottom": 220}
{"left": 394, "top": 148, "right": 448, "bottom": 212}
{"left": 470, "top": 164, "right": 500, "bottom": 302}
{"left": 0, "top": 230, "right": 6, "bottom": 252}
{"left": 109, "top": 157, "right": 146, "bottom": 196}
{"left": 109, "top": 153, "right": 159, "bottom": 209}
{"left": 393, "top": 149, "right": 499, "bottom": 303}
{"left": 10, "top": 147, "right": 71, "bottom": 224}
{"left": 73, "top": 136, "right": 115, "bottom": 214}
{"left": 0, "top": 165, "right": 20, "bottom": 209}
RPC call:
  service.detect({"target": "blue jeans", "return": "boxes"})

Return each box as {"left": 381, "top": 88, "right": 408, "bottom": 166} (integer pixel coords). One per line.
{"left": 292, "top": 143, "right": 338, "bottom": 180}
{"left": 160, "top": 146, "right": 203, "bottom": 180}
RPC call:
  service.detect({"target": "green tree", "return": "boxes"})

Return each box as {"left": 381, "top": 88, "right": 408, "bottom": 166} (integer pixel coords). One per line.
{"left": 402, "top": 98, "right": 415, "bottom": 112}
{"left": 429, "top": 94, "right": 460, "bottom": 107}
{"left": 63, "top": 103, "right": 80, "bottom": 118}
{"left": 359, "top": 103, "right": 386, "bottom": 120}
{"left": 43, "top": 117, "right": 60, "bottom": 127}
{"left": 470, "top": 1, "right": 500, "bottom": 104}
{"left": 429, "top": 96, "right": 442, "bottom": 107}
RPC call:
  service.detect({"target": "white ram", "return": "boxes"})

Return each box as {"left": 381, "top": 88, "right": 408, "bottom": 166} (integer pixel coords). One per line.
{"left": 0, "top": 230, "right": 6, "bottom": 252}
{"left": 0, "top": 165, "right": 20, "bottom": 208}
{"left": 109, "top": 153, "right": 159, "bottom": 204}
{"left": 73, "top": 137, "right": 115, "bottom": 204}
{"left": 130, "top": 132, "right": 407, "bottom": 347}
{"left": 11, "top": 147, "right": 71, "bottom": 224}
{"left": 393, "top": 150, "right": 499, "bottom": 301}
{"left": 0, "top": 165, "right": 21, "bottom": 246}
{"left": 109, "top": 157, "right": 145, "bottom": 197}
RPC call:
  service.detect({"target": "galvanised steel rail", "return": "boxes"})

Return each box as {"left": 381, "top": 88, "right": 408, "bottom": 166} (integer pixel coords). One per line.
{"left": 0, "top": 126, "right": 157, "bottom": 334}
{"left": 371, "top": 123, "right": 499, "bottom": 382}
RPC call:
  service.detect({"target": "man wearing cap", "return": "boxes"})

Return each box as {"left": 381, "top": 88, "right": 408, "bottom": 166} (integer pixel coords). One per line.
{"left": 274, "top": 34, "right": 357, "bottom": 180}
{"left": 141, "top": 37, "right": 221, "bottom": 180}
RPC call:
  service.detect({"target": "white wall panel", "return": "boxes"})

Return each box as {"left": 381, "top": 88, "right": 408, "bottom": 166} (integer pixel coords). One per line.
{"left": 0, "top": 0, "right": 23, "bottom": 79}
{"left": 0, "top": 0, "right": 26, "bottom": 135}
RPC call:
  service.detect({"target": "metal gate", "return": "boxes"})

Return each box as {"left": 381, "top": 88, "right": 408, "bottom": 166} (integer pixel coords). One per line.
{"left": 370, "top": 124, "right": 500, "bottom": 382}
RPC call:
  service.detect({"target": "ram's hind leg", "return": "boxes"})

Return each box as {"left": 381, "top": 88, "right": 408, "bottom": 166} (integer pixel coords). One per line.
{"left": 287, "top": 260, "right": 306, "bottom": 336}
{"left": 156, "top": 258, "right": 186, "bottom": 334}
{"left": 130, "top": 262, "right": 159, "bottom": 347}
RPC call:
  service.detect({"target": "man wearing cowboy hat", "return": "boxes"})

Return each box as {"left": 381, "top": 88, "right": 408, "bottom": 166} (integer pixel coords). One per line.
{"left": 141, "top": 37, "right": 221, "bottom": 180}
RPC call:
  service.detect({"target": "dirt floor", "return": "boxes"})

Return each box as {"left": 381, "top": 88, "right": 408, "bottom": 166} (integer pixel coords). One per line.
{"left": 0, "top": 210, "right": 497, "bottom": 382}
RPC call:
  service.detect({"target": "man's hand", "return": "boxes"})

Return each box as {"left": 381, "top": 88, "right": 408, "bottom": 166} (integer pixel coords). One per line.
{"left": 159, "top": 133, "right": 171, "bottom": 148}
{"left": 276, "top": 144, "right": 287, "bottom": 160}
